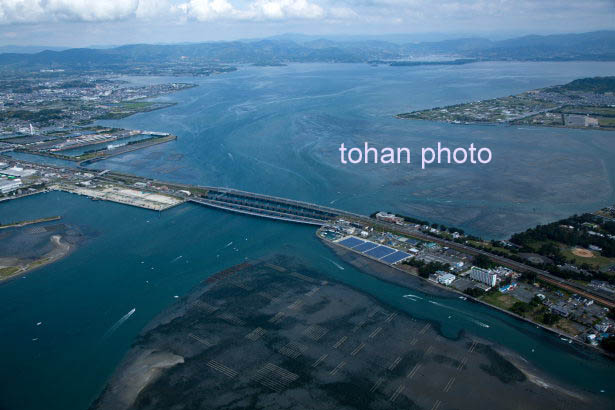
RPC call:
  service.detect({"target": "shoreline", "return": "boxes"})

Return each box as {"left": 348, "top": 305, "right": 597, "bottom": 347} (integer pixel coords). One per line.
{"left": 320, "top": 236, "right": 613, "bottom": 359}
{"left": 0, "top": 234, "right": 74, "bottom": 284}
{"left": 395, "top": 115, "right": 615, "bottom": 132}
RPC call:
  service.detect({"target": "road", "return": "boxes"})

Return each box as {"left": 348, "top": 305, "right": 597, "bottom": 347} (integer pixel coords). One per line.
{"left": 358, "top": 217, "right": 615, "bottom": 308}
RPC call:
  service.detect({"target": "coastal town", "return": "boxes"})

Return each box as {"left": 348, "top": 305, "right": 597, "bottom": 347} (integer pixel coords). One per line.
{"left": 2, "top": 145, "right": 615, "bottom": 354}
{"left": 1, "top": 71, "right": 614, "bottom": 358}
{"left": 317, "top": 210, "right": 615, "bottom": 352}
{"left": 397, "top": 77, "right": 615, "bottom": 130}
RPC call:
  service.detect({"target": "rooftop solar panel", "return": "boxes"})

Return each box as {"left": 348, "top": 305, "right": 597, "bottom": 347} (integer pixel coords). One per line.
{"left": 353, "top": 242, "right": 379, "bottom": 252}
{"left": 380, "top": 251, "right": 410, "bottom": 264}
{"left": 364, "top": 246, "right": 396, "bottom": 259}
{"left": 338, "top": 237, "right": 364, "bottom": 248}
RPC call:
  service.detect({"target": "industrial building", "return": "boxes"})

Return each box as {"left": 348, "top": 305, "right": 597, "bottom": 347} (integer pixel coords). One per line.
{"left": 1, "top": 166, "right": 36, "bottom": 178}
{"left": 0, "top": 178, "right": 22, "bottom": 194}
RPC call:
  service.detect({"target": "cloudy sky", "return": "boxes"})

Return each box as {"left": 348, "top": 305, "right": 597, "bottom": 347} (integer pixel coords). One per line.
{"left": 0, "top": 0, "right": 613, "bottom": 47}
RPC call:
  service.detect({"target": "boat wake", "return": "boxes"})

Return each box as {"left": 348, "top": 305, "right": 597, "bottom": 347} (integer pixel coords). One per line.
{"left": 103, "top": 308, "right": 136, "bottom": 339}
{"left": 403, "top": 294, "right": 423, "bottom": 300}
{"left": 428, "top": 300, "right": 490, "bottom": 328}
{"left": 324, "top": 257, "right": 344, "bottom": 270}
{"left": 171, "top": 255, "right": 183, "bottom": 263}
{"left": 471, "top": 319, "right": 490, "bottom": 328}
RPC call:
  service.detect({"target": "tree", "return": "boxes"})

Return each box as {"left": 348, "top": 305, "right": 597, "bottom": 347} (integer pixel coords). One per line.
{"left": 600, "top": 336, "right": 615, "bottom": 354}
{"left": 521, "top": 271, "right": 537, "bottom": 283}
{"left": 473, "top": 254, "right": 494, "bottom": 269}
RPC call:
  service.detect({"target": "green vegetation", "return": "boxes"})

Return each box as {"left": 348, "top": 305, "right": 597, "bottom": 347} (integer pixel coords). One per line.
{"left": 547, "top": 76, "right": 615, "bottom": 94}
{"left": 540, "top": 312, "right": 560, "bottom": 326}
{"left": 464, "top": 287, "right": 485, "bottom": 297}
{"left": 510, "top": 301, "right": 532, "bottom": 316}
{"left": 397, "top": 76, "right": 615, "bottom": 131}
{"left": 0, "top": 108, "right": 65, "bottom": 122}
{"left": 97, "top": 101, "right": 175, "bottom": 120}
{"left": 369, "top": 211, "right": 465, "bottom": 235}
{"left": 0, "top": 266, "right": 19, "bottom": 278}
{"left": 600, "top": 336, "right": 615, "bottom": 353}
{"left": 473, "top": 253, "right": 497, "bottom": 269}
{"left": 511, "top": 213, "right": 615, "bottom": 257}
{"left": 402, "top": 258, "right": 450, "bottom": 278}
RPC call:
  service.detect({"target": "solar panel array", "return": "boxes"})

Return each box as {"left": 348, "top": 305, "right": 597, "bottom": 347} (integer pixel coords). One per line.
{"left": 381, "top": 251, "right": 411, "bottom": 264}
{"left": 353, "top": 242, "right": 379, "bottom": 252}
{"left": 336, "top": 237, "right": 410, "bottom": 265}
{"left": 364, "top": 246, "right": 396, "bottom": 259}
{"left": 338, "top": 237, "right": 364, "bottom": 248}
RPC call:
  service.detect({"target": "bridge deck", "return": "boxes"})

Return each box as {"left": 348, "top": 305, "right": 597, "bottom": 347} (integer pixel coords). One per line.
{"left": 189, "top": 189, "right": 338, "bottom": 226}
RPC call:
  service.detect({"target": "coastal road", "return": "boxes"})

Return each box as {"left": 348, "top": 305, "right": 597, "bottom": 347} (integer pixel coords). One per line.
{"left": 5, "top": 157, "right": 614, "bottom": 308}
{"left": 359, "top": 217, "right": 615, "bottom": 308}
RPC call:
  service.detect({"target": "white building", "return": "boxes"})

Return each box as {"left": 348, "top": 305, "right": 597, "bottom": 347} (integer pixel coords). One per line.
{"left": 437, "top": 272, "right": 456, "bottom": 286}
{"left": 375, "top": 212, "right": 404, "bottom": 224}
{"left": 2, "top": 166, "right": 36, "bottom": 178}
{"left": 0, "top": 178, "right": 22, "bottom": 194}
{"left": 469, "top": 267, "right": 497, "bottom": 287}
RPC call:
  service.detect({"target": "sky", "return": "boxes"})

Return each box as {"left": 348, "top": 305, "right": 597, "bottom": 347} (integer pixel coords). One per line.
{"left": 0, "top": 0, "right": 613, "bottom": 47}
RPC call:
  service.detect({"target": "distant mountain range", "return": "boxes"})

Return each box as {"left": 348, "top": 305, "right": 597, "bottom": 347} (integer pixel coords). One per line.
{"left": 1, "top": 31, "right": 613, "bottom": 71}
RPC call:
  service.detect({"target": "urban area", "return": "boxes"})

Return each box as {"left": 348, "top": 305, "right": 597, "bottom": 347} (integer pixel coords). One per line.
{"left": 397, "top": 77, "right": 615, "bottom": 130}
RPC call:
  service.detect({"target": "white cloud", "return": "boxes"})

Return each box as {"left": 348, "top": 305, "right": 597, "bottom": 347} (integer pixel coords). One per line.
{"left": 0, "top": 0, "right": 328, "bottom": 24}
{"left": 0, "top": 0, "right": 139, "bottom": 23}
{"left": 0, "top": 0, "right": 611, "bottom": 29}
{"left": 247, "top": 0, "right": 324, "bottom": 20}
{"left": 179, "top": 0, "right": 235, "bottom": 21}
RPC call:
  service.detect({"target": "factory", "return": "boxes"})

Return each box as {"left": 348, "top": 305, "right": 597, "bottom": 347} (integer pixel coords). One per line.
{"left": 0, "top": 178, "right": 22, "bottom": 194}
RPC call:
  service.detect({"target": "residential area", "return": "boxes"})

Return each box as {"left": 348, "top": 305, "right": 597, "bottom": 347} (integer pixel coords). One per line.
{"left": 317, "top": 210, "right": 615, "bottom": 352}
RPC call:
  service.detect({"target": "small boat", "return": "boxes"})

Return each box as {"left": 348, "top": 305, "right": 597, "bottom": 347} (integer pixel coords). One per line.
{"left": 459, "top": 296, "right": 467, "bottom": 300}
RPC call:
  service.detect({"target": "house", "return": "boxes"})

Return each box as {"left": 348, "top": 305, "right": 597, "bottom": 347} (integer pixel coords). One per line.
{"left": 436, "top": 272, "right": 456, "bottom": 286}
{"left": 550, "top": 304, "right": 569, "bottom": 318}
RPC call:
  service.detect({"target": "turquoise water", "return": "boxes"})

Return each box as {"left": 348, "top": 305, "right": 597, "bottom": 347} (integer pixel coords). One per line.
{"left": 2, "top": 62, "right": 615, "bottom": 410}
{"left": 95, "top": 61, "right": 615, "bottom": 238}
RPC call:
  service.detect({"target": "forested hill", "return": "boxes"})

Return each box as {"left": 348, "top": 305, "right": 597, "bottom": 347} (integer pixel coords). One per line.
{"left": 1, "top": 30, "right": 614, "bottom": 71}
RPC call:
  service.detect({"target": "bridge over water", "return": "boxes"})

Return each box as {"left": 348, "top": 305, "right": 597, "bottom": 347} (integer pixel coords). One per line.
{"left": 186, "top": 186, "right": 615, "bottom": 307}
{"left": 189, "top": 187, "right": 348, "bottom": 226}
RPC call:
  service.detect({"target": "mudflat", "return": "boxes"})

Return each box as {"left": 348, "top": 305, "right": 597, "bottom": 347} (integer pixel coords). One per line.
{"left": 91, "top": 256, "right": 610, "bottom": 410}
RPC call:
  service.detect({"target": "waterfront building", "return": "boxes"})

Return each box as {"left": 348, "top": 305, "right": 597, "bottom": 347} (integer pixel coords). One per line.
{"left": 0, "top": 178, "right": 22, "bottom": 194}
{"left": 437, "top": 272, "right": 456, "bottom": 286}
{"left": 375, "top": 211, "right": 404, "bottom": 224}
{"left": 469, "top": 266, "right": 497, "bottom": 287}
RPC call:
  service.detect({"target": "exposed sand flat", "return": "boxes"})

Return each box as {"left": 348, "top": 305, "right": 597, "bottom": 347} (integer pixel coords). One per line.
{"left": 92, "top": 350, "right": 184, "bottom": 410}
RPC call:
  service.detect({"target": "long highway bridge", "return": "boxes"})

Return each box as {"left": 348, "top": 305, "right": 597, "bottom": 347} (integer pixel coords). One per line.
{"left": 188, "top": 187, "right": 345, "bottom": 226}
{"left": 3, "top": 157, "right": 614, "bottom": 308}
{"left": 185, "top": 185, "right": 615, "bottom": 308}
